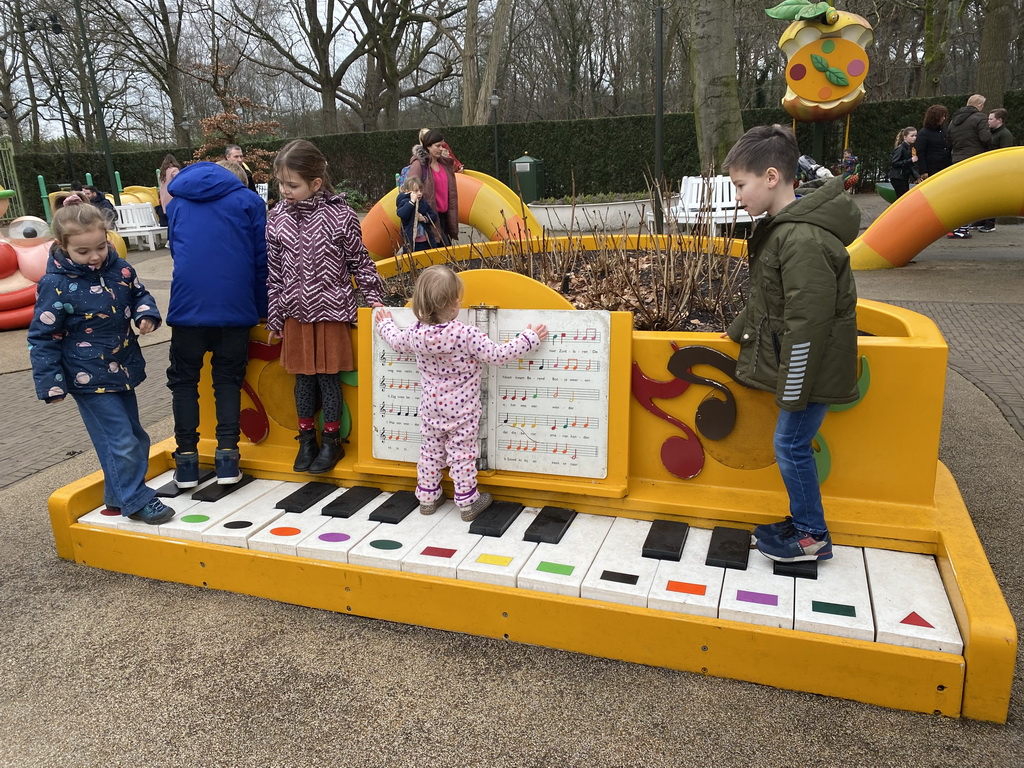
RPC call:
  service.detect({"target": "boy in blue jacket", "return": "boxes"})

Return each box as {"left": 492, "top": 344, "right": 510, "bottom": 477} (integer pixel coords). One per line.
{"left": 165, "top": 161, "right": 268, "bottom": 486}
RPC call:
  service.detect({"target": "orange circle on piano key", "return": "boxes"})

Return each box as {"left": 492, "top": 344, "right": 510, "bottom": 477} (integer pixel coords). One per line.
{"left": 270, "top": 526, "right": 302, "bottom": 537}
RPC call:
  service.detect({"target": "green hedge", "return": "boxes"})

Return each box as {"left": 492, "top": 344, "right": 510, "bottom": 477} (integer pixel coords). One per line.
{"left": 10, "top": 90, "right": 1022, "bottom": 218}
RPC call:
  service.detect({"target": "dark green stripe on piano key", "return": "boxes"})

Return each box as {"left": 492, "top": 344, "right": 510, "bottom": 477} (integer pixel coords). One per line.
{"left": 600, "top": 570, "right": 639, "bottom": 585}
{"left": 537, "top": 561, "right": 574, "bottom": 575}
{"left": 812, "top": 600, "right": 857, "bottom": 618}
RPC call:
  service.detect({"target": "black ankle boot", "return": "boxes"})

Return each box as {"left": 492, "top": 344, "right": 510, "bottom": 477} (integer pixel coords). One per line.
{"left": 308, "top": 431, "right": 344, "bottom": 474}
{"left": 293, "top": 429, "right": 319, "bottom": 472}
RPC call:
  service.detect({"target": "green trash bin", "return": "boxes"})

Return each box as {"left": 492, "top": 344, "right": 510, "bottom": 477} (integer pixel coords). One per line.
{"left": 509, "top": 155, "right": 545, "bottom": 203}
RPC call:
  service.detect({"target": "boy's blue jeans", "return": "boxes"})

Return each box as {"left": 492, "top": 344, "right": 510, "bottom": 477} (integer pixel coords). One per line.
{"left": 774, "top": 401, "right": 830, "bottom": 537}
{"left": 72, "top": 390, "right": 155, "bottom": 515}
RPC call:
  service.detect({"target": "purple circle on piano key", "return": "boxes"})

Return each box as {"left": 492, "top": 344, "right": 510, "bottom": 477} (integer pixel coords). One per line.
{"left": 318, "top": 532, "right": 351, "bottom": 543}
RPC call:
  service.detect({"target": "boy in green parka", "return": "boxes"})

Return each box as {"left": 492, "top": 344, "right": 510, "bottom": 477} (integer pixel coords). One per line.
{"left": 723, "top": 125, "right": 861, "bottom": 562}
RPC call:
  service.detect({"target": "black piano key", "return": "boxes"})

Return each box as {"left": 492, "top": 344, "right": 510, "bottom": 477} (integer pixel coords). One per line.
{"left": 368, "top": 491, "right": 419, "bottom": 523}
{"left": 705, "top": 526, "right": 751, "bottom": 570}
{"left": 642, "top": 520, "right": 690, "bottom": 561}
{"left": 469, "top": 501, "right": 524, "bottom": 537}
{"left": 156, "top": 470, "right": 215, "bottom": 498}
{"left": 190, "top": 474, "right": 255, "bottom": 502}
{"left": 275, "top": 481, "right": 338, "bottom": 513}
{"left": 773, "top": 560, "right": 819, "bottom": 579}
{"left": 321, "top": 486, "right": 381, "bottom": 518}
{"left": 523, "top": 506, "right": 577, "bottom": 544}
{"left": 600, "top": 570, "right": 639, "bottom": 585}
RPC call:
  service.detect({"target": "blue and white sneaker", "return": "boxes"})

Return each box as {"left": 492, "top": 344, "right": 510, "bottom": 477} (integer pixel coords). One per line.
{"left": 173, "top": 451, "right": 199, "bottom": 488}
{"left": 129, "top": 498, "right": 175, "bottom": 525}
{"left": 756, "top": 529, "right": 833, "bottom": 562}
{"left": 753, "top": 516, "right": 796, "bottom": 541}
{"left": 215, "top": 448, "right": 242, "bottom": 485}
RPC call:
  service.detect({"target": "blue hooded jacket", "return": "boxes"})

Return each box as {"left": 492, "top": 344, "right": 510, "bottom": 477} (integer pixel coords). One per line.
{"left": 166, "top": 162, "right": 268, "bottom": 327}
{"left": 28, "top": 243, "right": 162, "bottom": 401}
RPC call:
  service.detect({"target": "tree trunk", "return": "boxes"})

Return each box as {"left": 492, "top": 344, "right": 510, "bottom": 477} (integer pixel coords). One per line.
{"left": 689, "top": 0, "right": 744, "bottom": 173}
{"left": 471, "top": 0, "right": 512, "bottom": 126}
{"left": 462, "top": 0, "right": 480, "bottom": 125}
{"left": 13, "top": 0, "right": 41, "bottom": 145}
{"left": 975, "top": 0, "right": 1017, "bottom": 108}
{"left": 917, "top": 0, "right": 952, "bottom": 98}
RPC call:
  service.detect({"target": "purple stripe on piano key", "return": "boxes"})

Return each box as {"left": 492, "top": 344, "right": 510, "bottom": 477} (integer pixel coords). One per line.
{"left": 736, "top": 589, "right": 778, "bottom": 607}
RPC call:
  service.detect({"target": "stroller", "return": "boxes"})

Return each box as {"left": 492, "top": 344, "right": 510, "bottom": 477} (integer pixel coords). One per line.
{"left": 796, "top": 154, "right": 834, "bottom": 192}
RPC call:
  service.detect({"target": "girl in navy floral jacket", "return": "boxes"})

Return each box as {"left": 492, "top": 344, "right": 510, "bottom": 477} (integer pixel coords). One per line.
{"left": 27, "top": 196, "right": 173, "bottom": 524}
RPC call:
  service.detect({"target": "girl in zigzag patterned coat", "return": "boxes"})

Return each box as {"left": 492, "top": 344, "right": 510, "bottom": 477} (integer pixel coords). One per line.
{"left": 266, "top": 139, "right": 386, "bottom": 474}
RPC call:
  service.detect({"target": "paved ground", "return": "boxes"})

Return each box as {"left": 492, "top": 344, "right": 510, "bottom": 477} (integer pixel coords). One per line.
{"left": 1, "top": 198, "right": 1022, "bottom": 766}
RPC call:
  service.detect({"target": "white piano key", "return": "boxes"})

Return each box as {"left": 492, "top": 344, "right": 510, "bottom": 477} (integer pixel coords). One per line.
{"left": 347, "top": 502, "right": 452, "bottom": 570}
{"left": 518, "top": 513, "right": 614, "bottom": 597}
{"left": 401, "top": 505, "right": 485, "bottom": 578}
{"left": 794, "top": 545, "right": 875, "bottom": 642}
{"left": 118, "top": 473, "right": 219, "bottom": 535}
{"left": 865, "top": 548, "right": 963, "bottom": 654}
{"left": 79, "top": 503, "right": 129, "bottom": 528}
{"left": 458, "top": 508, "right": 540, "bottom": 587}
{"left": 177, "top": 481, "right": 284, "bottom": 548}
{"left": 246, "top": 485, "right": 353, "bottom": 555}
{"left": 580, "top": 517, "right": 659, "bottom": 607}
{"left": 293, "top": 490, "right": 397, "bottom": 563}
{"left": 647, "top": 528, "right": 724, "bottom": 618}
{"left": 199, "top": 480, "right": 292, "bottom": 548}
{"left": 719, "top": 547, "right": 795, "bottom": 629}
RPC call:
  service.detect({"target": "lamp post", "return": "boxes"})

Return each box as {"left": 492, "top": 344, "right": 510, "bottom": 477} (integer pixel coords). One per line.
{"left": 27, "top": 14, "right": 76, "bottom": 182}
{"left": 490, "top": 89, "right": 500, "bottom": 178}
{"left": 179, "top": 118, "right": 192, "bottom": 159}
{"left": 653, "top": 4, "right": 665, "bottom": 234}
{"left": 73, "top": 0, "right": 120, "bottom": 205}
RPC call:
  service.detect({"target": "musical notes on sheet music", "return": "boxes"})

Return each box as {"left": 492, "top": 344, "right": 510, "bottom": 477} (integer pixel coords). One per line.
{"left": 372, "top": 306, "right": 612, "bottom": 478}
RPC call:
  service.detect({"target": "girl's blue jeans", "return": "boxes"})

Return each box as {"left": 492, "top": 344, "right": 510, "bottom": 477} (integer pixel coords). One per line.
{"left": 773, "top": 401, "right": 830, "bottom": 537}
{"left": 72, "top": 390, "right": 155, "bottom": 515}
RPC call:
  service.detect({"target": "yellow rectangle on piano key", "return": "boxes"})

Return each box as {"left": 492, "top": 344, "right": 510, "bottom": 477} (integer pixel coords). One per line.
{"left": 477, "top": 553, "right": 514, "bottom": 567}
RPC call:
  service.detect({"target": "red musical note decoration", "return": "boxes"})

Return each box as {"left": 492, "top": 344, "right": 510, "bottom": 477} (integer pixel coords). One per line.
{"left": 239, "top": 380, "right": 270, "bottom": 444}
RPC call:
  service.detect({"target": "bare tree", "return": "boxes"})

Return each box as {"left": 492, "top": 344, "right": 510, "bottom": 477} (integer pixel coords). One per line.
{"left": 689, "top": 0, "right": 744, "bottom": 172}
{"left": 976, "top": 0, "right": 1018, "bottom": 106}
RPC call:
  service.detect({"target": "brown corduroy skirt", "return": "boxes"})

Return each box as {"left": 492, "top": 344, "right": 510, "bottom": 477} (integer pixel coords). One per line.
{"left": 280, "top": 319, "right": 353, "bottom": 375}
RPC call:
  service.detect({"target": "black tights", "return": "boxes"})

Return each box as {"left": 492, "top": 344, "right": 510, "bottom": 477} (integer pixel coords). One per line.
{"left": 294, "top": 373, "right": 341, "bottom": 423}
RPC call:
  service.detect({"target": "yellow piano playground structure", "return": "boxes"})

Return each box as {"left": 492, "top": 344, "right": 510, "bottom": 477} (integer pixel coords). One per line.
{"left": 48, "top": 239, "right": 1015, "bottom": 723}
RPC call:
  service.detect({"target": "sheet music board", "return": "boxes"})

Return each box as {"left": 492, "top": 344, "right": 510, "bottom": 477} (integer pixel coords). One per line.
{"left": 371, "top": 307, "right": 611, "bottom": 479}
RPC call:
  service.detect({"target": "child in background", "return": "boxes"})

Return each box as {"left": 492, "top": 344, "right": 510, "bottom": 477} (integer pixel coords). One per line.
{"left": 158, "top": 154, "right": 182, "bottom": 227}
{"left": 374, "top": 265, "right": 547, "bottom": 522}
{"left": 888, "top": 126, "right": 920, "bottom": 199}
{"left": 28, "top": 196, "right": 173, "bottom": 524}
{"left": 266, "top": 139, "right": 386, "bottom": 474}
{"left": 396, "top": 176, "right": 440, "bottom": 252}
{"left": 723, "top": 125, "right": 860, "bottom": 562}
{"left": 165, "top": 161, "right": 268, "bottom": 487}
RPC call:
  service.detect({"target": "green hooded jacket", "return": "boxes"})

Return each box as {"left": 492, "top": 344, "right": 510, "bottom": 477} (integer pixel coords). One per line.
{"left": 726, "top": 176, "right": 861, "bottom": 411}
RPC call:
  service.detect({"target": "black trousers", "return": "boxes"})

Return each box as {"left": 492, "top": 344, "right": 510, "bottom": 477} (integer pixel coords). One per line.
{"left": 889, "top": 177, "right": 910, "bottom": 199}
{"left": 167, "top": 326, "right": 250, "bottom": 452}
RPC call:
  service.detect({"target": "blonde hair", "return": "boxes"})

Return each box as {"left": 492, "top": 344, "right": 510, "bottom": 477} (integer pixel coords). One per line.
{"left": 52, "top": 196, "right": 108, "bottom": 248}
{"left": 401, "top": 176, "right": 423, "bottom": 194}
{"left": 894, "top": 126, "right": 916, "bottom": 147}
{"left": 412, "top": 265, "right": 463, "bottom": 325}
{"left": 217, "top": 160, "right": 248, "bottom": 184}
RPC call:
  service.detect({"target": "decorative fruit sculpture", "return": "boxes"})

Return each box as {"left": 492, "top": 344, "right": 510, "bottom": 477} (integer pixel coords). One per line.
{"left": 766, "top": 0, "right": 874, "bottom": 122}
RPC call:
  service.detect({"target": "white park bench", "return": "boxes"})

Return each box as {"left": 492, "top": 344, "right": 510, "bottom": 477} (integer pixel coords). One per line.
{"left": 647, "top": 175, "right": 764, "bottom": 232}
{"left": 115, "top": 203, "right": 168, "bottom": 251}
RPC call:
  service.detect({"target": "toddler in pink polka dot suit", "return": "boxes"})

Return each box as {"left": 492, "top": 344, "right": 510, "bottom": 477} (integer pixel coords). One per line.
{"left": 374, "top": 266, "right": 547, "bottom": 521}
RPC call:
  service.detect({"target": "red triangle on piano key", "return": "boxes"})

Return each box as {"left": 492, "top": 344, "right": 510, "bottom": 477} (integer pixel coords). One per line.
{"left": 900, "top": 611, "right": 935, "bottom": 628}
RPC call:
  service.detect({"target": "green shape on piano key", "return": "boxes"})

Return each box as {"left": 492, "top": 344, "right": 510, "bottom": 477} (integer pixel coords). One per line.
{"left": 811, "top": 600, "right": 856, "bottom": 618}
{"left": 370, "top": 539, "right": 403, "bottom": 550}
{"left": 181, "top": 514, "right": 210, "bottom": 523}
{"left": 537, "top": 561, "right": 575, "bottom": 576}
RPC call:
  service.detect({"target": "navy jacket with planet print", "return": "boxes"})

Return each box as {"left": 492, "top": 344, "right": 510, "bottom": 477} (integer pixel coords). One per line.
{"left": 28, "top": 243, "right": 162, "bottom": 402}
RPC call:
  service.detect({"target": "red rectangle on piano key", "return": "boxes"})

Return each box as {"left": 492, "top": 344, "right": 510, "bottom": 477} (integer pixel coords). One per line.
{"left": 666, "top": 580, "right": 707, "bottom": 596}
{"left": 421, "top": 546, "right": 457, "bottom": 559}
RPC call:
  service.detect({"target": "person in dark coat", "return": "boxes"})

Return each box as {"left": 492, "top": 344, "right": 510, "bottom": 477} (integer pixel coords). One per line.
{"left": 888, "top": 127, "right": 920, "bottom": 200}
{"left": 946, "top": 94, "right": 990, "bottom": 238}
{"left": 165, "top": 161, "right": 269, "bottom": 487}
{"left": 407, "top": 130, "right": 460, "bottom": 244}
{"left": 915, "top": 104, "right": 951, "bottom": 178}
{"left": 976, "top": 109, "right": 1015, "bottom": 232}
{"left": 396, "top": 176, "right": 441, "bottom": 252}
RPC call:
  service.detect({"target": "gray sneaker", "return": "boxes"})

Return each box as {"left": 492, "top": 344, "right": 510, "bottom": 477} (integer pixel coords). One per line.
{"left": 459, "top": 492, "right": 493, "bottom": 522}
{"left": 419, "top": 495, "right": 443, "bottom": 515}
